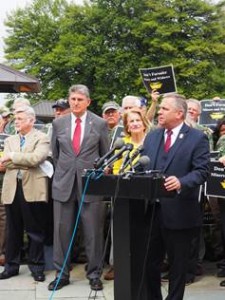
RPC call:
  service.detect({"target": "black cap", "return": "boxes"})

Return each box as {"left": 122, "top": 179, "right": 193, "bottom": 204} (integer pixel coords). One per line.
{"left": 52, "top": 99, "right": 70, "bottom": 109}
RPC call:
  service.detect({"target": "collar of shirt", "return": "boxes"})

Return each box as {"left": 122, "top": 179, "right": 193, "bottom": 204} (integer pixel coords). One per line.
{"left": 164, "top": 122, "right": 184, "bottom": 147}
{"left": 19, "top": 128, "right": 33, "bottom": 141}
{"left": 71, "top": 111, "right": 87, "bottom": 142}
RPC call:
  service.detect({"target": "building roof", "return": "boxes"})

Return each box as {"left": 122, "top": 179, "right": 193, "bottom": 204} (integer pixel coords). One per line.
{"left": 32, "top": 101, "right": 54, "bottom": 119}
{"left": 0, "top": 63, "right": 41, "bottom": 93}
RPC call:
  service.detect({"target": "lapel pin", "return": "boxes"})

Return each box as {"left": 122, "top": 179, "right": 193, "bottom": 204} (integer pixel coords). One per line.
{"left": 179, "top": 133, "right": 184, "bottom": 139}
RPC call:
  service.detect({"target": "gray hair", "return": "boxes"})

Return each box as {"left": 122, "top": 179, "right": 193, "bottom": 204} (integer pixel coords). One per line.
{"left": 14, "top": 105, "right": 36, "bottom": 121}
{"left": 122, "top": 96, "right": 141, "bottom": 108}
{"left": 162, "top": 93, "right": 187, "bottom": 118}
{"left": 12, "top": 98, "right": 31, "bottom": 110}
{"left": 68, "top": 84, "right": 90, "bottom": 98}
{"left": 187, "top": 98, "right": 202, "bottom": 113}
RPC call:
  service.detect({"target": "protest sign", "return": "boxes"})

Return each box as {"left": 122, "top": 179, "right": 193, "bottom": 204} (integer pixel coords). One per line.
{"left": 199, "top": 99, "right": 225, "bottom": 127}
{"left": 139, "top": 64, "right": 176, "bottom": 95}
{"left": 206, "top": 160, "right": 225, "bottom": 198}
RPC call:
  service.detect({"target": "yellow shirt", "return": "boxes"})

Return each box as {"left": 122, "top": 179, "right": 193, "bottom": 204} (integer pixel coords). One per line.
{"left": 112, "top": 136, "right": 142, "bottom": 174}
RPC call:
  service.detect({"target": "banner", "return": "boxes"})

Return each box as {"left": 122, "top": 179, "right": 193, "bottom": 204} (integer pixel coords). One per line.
{"left": 206, "top": 160, "right": 225, "bottom": 198}
{"left": 139, "top": 64, "right": 177, "bottom": 95}
{"left": 199, "top": 99, "right": 225, "bottom": 127}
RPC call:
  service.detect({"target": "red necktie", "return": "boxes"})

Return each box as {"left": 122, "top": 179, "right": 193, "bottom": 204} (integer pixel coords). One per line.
{"left": 73, "top": 118, "right": 81, "bottom": 154}
{"left": 164, "top": 130, "right": 172, "bottom": 152}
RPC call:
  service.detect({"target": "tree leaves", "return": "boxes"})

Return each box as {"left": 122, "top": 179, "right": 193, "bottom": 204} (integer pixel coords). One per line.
{"left": 3, "top": 0, "right": 225, "bottom": 111}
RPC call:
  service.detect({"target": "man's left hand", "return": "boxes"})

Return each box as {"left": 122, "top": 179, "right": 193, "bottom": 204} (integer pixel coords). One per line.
{"left": 164, "top": 176, "right": 181, "bottom": 191}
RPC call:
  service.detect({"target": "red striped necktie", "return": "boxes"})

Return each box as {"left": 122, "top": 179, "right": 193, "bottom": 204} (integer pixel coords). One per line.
{"left": 73, "top": 118, "right": 81, "bottom": 154}
{"left": 164, "top": 129, "right": 172, "bottom": 153}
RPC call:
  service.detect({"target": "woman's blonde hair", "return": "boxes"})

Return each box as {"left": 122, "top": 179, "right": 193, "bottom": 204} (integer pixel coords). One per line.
{"left": 123, "top": 107, "right": 151, "bottom": 136}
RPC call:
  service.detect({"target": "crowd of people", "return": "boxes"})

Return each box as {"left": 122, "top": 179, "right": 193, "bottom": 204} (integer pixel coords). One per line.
{"left": 0, "top": 84, "right": 224, "bottom": 299}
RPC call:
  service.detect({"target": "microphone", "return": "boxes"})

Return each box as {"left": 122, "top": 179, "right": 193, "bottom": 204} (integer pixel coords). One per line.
{"left": 101, "top": 143, "right": 133, "bottom": 169}
{"left": 121, "top": 145, "right": 144, "bottom": 172}
{"left": 132, "top": 155, "right": 150, "bottom": 171}
{"left": 119, "top": 143, "right": 134, "bottom": 174}
{"left": 94, "top": 138, "right": 124, "bottom": 169}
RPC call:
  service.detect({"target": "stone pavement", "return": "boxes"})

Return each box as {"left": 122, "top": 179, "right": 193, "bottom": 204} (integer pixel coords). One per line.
{"left": 0, "top": 261, "right": 224, "bottom": 300}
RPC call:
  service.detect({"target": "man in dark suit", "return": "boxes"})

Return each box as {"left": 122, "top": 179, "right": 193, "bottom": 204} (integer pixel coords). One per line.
{"left": 48, "top": 84, "right": 109, "bottom": 292}
{"left": 142, "top": 94, "right": 209, "bottom": 300}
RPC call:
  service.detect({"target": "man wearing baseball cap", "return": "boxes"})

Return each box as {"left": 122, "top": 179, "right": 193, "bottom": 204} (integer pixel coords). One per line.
{"left": 0, "top": 111, "right": 13, "bottom": 134}
{"left": 52, "top": 99, "right": 70, "bottom": 118}
{"left": 101, "top": 101, "right": 121, "bottom": 281}
{"left": 102, "top": 101, "right": 121, "bottom": 140}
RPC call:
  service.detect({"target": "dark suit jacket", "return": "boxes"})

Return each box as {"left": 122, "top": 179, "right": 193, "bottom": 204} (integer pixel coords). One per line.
{"left": 51, "top": 111, "right": 109, "bottom": 202}
{"left": 143, "top": 123, "right": 210, "bottom": 229}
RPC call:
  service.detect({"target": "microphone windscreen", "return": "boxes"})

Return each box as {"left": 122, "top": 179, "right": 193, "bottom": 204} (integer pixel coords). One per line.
{"left": 113, "top": 138, "right": 125, "bottom": 150}
{"left": 133, "top": 155, "right": 150, "bottom": 170}
{"left": 125, "top": 143, "right": 134, "bottom": 151}
{"left": 139, "top": 155, "right": 150, "bottom": 167}
{"left": 138, "top": 145, "right": 144, "bottom": 153}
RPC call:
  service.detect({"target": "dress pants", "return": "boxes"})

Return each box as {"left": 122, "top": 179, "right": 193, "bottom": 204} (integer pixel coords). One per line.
{"left": 218, "top": 199, "right": 225, "bottom": 254}
{"left": 53, "top": 196, "right": 105, "bottom": 280}
{"left": 145, "top": 204, "right": 198, "bottom": 300}
{"left": 0, "top": 172, "right": 6, "bottom": 258}
{"left": 4, "top": 180, "right": 46, "bottom": 274}
{"left": 0, "top": 203, "right": 6, "bottom": 256}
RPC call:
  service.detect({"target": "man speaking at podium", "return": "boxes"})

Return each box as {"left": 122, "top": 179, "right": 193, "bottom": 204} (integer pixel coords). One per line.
{"left": 142, "top": 94, "right": 209, "bottom": 300}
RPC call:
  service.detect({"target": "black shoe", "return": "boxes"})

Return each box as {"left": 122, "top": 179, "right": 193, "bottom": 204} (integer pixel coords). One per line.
{"left": 185, "top": 278, "right": 194, "bottom": 286}
{"left": 220, "top": 280, "right": 225, "bottom": 287}
{"left": 0, "top": 270, "right": 19, "bottom": 280}
{"left": 161, "top": 273, "right": 169, "bottom": 282}
{"left": 217, "top": 260, "right": 225, "bottom": 269}
{"left": 89, "top": 278, "right": 103, "bottom": 291}
{"left": 32, "top": 272, "right": 45, "bottom": 282}
{"left": 217, "top": 268, "right": 225, "bottom": 278}
{"left": 195, "top": 264, "right": 204, "bottom": 276}
{"left": 48, "top": 277, "right": 70, "bottom": 291}
{"left": 160, "top": 261, "right": 169, "bottom": 273}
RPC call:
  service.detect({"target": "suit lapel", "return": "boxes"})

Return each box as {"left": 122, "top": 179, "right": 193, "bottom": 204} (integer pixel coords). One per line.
{"left": 163, "top": 123, "right": 190, "bottom": 172}
{"left": 151, "top": 129, "right": 164, "bottom": 170}
{"left": 80, "top": 111, "right": 93, "bottom": 153}
{"left": 13, "top": 135, "right": 21, "bottom": 152}
{"left": 63, "top": 115, "right": 73, "bottom": 153}
{"left": 23, "top": 130, "right": 33, "bottom": 152}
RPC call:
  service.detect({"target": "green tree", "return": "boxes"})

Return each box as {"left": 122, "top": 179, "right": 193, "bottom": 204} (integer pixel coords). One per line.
{"left": 135, "top": 0, "right": 225, "bottom": 99}
{"left": 3, "top": 0, "right": 225, "bottom": 113}
{"left": 4, "top": 0, "right": 71, "bottom": 101}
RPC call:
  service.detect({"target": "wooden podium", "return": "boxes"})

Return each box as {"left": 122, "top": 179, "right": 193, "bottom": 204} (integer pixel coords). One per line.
{"left": 82, "top": 172, "right": 167, "bottom": 300}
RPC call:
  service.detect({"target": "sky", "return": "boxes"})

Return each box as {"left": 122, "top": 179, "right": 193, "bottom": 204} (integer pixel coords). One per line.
{"left": 0, "top": 0, "right": 85, "bottom": 62}
{"left": 0, "top": 0, "right": 84, "bottom": 105}
{"left": 0, "top": 0, "right": 29, "bottom": 63}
